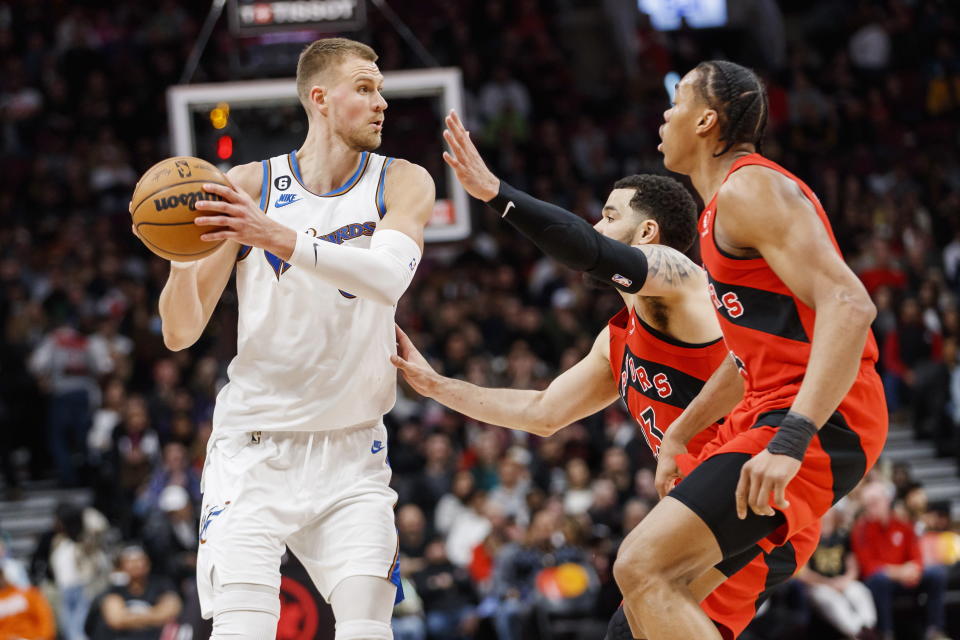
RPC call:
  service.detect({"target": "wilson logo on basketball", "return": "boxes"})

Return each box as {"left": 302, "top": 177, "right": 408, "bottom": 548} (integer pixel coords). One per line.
{"left": 153, "top": 191, "right": 223, "bottom": 212}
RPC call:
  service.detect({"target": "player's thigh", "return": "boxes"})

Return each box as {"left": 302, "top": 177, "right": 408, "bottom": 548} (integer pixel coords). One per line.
{"left": 287, "top": 476, "right": 399, "bottom": 602}
{"left": 668, "top": 452, "right": 786, "bottom": 560}
{"left": 197, "top": 436, "right": 298, "bottom": 617}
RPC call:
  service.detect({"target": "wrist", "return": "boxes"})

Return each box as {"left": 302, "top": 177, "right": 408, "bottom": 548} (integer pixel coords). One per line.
{"left": 170, "top": 260, "right": 199, "bottom": 271}
{"left": 766, "top": 411, "right": 818, "bottom": 460}
{"left": 270, "top": 225, "right": 299, "bottom": 262}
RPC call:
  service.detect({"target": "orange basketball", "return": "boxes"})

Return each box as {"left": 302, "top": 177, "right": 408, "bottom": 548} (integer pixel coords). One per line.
{"left": 130, "top": 156, "right": 231, "bottom": 261}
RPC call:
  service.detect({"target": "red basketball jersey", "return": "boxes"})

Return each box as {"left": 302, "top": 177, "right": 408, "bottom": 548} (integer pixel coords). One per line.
{"left": 607, "top": 306, "right": 729, "bottom": 458}
{"left": 698, "top": 153, "right": 886, "bottom": 466}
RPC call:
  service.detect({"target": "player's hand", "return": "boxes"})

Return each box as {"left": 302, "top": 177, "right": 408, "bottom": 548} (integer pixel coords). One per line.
{"left": 442, "top": 110, "right": 500, "bottom": 201}
{"left": 734, "top": 449, "right": 800, "bottom": 519}
{"left": 194, "top": 181, "right": 294, "bottom": 256}
{"left": 655, "top": 435, "right": 687, "bottom": 499}
{"left": 391, "top": 324, "right": 441, "bottom": 398}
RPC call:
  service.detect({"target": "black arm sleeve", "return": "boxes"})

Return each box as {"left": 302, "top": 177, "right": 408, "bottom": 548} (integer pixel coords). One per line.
{"left": 487, "top": 181, "right": 648, "bottom": 293}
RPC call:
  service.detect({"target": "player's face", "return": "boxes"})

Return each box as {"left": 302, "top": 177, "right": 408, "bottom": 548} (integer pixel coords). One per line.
{"left": 595, "top": 188, "right": 652, "bottom": 245}
{"left": 326, "top": 57, "right": 387, "bottom": 151}
{"left": 658, "top": 70, "right": 710, "bottom": 174}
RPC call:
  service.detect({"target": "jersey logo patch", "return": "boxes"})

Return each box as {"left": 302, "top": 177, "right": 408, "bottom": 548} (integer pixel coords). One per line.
{"left": 199, "top": 501, "right": 231, "bottom": 544}
{"left": 371, "top": 440, "right": 385, "bottom": 454}
{"left": 274, "top": 175, "right": 291, "bottom": 191}
{"left": 275, "top": 193, "right": 301, "bottom": 207}
{"left": 612, "top": 274, "right": 632, "bottom": 288}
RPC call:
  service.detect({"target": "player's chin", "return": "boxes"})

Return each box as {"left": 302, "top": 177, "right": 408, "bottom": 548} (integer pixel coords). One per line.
{"left": 353, "top": 131, "right": 382, "bottom": 152}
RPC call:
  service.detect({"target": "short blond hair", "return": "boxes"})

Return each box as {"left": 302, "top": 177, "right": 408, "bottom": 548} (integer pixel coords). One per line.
{"left": 296, "top": 37, "right": 378, "bottom": 105}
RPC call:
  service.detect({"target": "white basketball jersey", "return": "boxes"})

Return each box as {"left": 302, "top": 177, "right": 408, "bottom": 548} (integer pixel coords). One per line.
{"left": 212, "top": 150, "right": 398, "bottom": 433}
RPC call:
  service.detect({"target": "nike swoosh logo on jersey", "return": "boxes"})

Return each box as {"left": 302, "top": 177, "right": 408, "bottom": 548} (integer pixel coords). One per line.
{"left": 371, "top": 440, "right": 385, "bottom": 454}
{"left": 275, "top": 194, "right": 301, "bottom": 207}
{"left": 502, "top": 201, "right": 515, "bottom": 218}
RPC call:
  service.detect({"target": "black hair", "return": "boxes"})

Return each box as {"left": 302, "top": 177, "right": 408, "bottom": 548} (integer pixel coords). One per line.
{"left": 694, "top": 60, "right": 768, "bottom": 157}
{"left": 613, "top": 175, "right": 698, "bottom": 253}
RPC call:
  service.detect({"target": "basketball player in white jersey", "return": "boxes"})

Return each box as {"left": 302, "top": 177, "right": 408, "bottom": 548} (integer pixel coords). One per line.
{"left": 146, "top": 38, "right": 435, "bottom": 640}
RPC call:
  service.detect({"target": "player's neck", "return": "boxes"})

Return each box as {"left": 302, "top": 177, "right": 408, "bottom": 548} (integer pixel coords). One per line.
{"left": 689, "top": 147, "right": 754, "bottom": 204}
{"left": 296, "top": 126, "right": 366, "bottom": 194}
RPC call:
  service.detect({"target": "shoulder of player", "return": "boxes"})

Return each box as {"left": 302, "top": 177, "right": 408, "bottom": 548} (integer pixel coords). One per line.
{"left": 225, "top": 161, "right": 263, "bottom": 201}
{"left": 382, "top": 159, "right": 436, "bottom": 221}
{"left": 717, "top": 165, "right": 809, "bottom": 237}
{"left": 636, "top": 244, "right": 705, "bottom": 293}
{"left": 385, "top": 159, "right": 435, "bottom": 200}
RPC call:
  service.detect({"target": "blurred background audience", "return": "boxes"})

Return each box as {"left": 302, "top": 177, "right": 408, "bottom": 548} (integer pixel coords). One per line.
{"left": 1, "top": 0, "right": 959, "bottom": 638}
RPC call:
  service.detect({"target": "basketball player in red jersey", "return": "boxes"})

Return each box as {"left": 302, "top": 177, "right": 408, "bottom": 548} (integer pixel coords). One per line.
{"left": 391, "top": 111, "right": 820, "bottom": 640}
{"left": 602, "top": 61, "right": 888, "bottom": 639}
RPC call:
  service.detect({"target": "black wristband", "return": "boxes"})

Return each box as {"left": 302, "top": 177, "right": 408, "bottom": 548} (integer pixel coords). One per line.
{"left": 766, "top": 412, "right": 818, "bottom": 461}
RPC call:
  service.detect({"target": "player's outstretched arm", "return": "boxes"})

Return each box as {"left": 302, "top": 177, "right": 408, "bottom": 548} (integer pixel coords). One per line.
{"left": 442, "top": 110, "right": 691, "bottom": 297}
{"left": 717, "top": 166, "right": 876, "bottom": 518}
{"left": 392, "top": 325, "right": 619, "bottom": 436}
{"left": 155, "top": 162, "right": 258, "bottom": 351}
{"left": 655, "top": 353, "right": 744, "bottom": 498}
{"left": 196, "top": 160, "right": 434, "bottom": 307}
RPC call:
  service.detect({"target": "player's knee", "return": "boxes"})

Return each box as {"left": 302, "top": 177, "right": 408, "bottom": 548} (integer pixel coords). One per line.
{"left": 335, "top": 619, "right": 392, "bottom": 640}
{"left": 211, "top": 582, "right": 280, "bottom": 639}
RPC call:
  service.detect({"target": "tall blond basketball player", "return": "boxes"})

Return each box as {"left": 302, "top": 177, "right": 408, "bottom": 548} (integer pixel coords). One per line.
{"left": 150, "top": 39, "right": 434, "bottom": 640}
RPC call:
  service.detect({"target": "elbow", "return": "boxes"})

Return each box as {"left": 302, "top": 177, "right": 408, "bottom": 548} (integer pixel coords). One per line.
{"left": 162, "top": 329, "right": 197, "bottom": 352}
{"left": 845, "top": 289, "right": 877, "bottom": 328}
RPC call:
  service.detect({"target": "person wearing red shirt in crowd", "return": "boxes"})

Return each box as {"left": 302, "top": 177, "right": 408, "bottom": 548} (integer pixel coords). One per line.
{"left": 851, "top": 483, "right": 949, "bottom": 640}
{"left": 858, "top": 237, "right": 907, "bottom": 296}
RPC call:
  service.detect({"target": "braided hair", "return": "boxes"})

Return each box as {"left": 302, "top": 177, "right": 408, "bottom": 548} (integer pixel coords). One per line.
{"left": 694, "top": 60, "right": 768, "bottom": 157}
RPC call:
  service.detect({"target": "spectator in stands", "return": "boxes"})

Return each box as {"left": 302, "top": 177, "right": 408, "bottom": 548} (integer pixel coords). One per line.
{"left": 490, "top": 509, "right": 584, "bottom": 640}
{"left": 398, "top": 504, "right": 431, "bottom": 576}
{"left": 883, "top": 297, "right": 943, "bottom": 425}
{"left": 487, "top": 449, "right": 531, "bottom": 527}
{"left": 28, "top": 317, "right": 113, "bottom": 486}
{"left": 0, "top": 565, "right": 56, "bottom": 640}
{"left": 96, "top": 545, "right": 181, "bottom": 640}
{"left": 851, "top": 483, "right": 950, "bottom": 640}
{"left": 140, "top": 485, "right": 197, "bottom": 586}
{"left": 796, "top": 507, "right": 876, "bottom": 638}
{"left": 29, "top": 502, "right": 110, "bottom": 640}
{"left": 435, "top": 470, "right": 476, "bottom": 536}
{"left": 133, "top": 442, "right": 200, "bottom": 519}
{"left": 108, "top": 395, "right": 161, "bottom": 535}
{"left": 412, "top": 537, "right": 477, "bottom": 640}
{"left": 411, "top": 432, "right": 457, "bottom": 521}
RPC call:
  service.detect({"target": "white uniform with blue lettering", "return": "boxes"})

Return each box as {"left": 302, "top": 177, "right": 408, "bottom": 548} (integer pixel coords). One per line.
{"left": 197, "top": 150, "right": 402, "bottom": 618}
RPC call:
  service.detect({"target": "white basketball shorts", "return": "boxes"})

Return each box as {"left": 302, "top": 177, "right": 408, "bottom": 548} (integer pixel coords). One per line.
{"left": 196, "top": 422, "right": 400, "bottom": 619}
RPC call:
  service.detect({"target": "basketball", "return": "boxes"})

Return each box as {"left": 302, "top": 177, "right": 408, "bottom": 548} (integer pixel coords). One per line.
{"left": 130, "top": 156, "right": 231, "bottom": 261}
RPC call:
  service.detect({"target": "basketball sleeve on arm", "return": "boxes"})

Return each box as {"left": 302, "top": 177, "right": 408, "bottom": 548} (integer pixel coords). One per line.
{"left": 286, "top": 228, "right": 421, "bottom": 306}
{"left": 487, "top": 182, "right": 648, "bottom": 293}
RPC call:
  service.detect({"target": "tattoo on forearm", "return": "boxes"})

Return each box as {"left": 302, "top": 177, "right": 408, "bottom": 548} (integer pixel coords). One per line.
{"left": 646, "top": 246, "right": 693, "bottom": 287}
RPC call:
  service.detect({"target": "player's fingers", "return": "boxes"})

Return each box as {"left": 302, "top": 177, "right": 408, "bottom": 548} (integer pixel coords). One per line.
{"left": 442, "top": 151, "right": 463, "bottom": 171}
{"left": 448, "top": 110, "right": 466, "bottom": 135}
{"left": 201, "top": 182, "right": 240, "bottom": 201}
{"left": 199, "top": 230, "right": 237, "bottom": 242}
{"left": 442, "top": 129, "right": 467, "bottom": 159}
{"left": 193, "top": 215, "right": 236, "bottom": 227}
{"left": 749, "top": 473, "right": 775, "bottom": 516}
{"left": 389, "top": 354, "right": 407, "bottom": 369}
{"left": 193, "top": 199, "right": 241, "bottom": 216}
{"left": 772, "top": 481, "right": 791, "bottom": 510}
{"left": 735, "top": 468, "right": 749, "bottom": 520}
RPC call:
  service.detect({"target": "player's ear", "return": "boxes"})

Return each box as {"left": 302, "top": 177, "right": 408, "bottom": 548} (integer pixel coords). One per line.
{"left": 696, "top": 108, "right": 719, "bottom": 137}
{"left": 310, "top": 85, "right": 328, "bottom": 115}
{"left": 634, "top": 218, "right": 659, "bottom": 245}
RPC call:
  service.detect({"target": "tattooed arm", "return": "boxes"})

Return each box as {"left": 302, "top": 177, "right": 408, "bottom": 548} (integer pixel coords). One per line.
{"left": 633, "top": 244, "right": 701, "bottom": 297}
